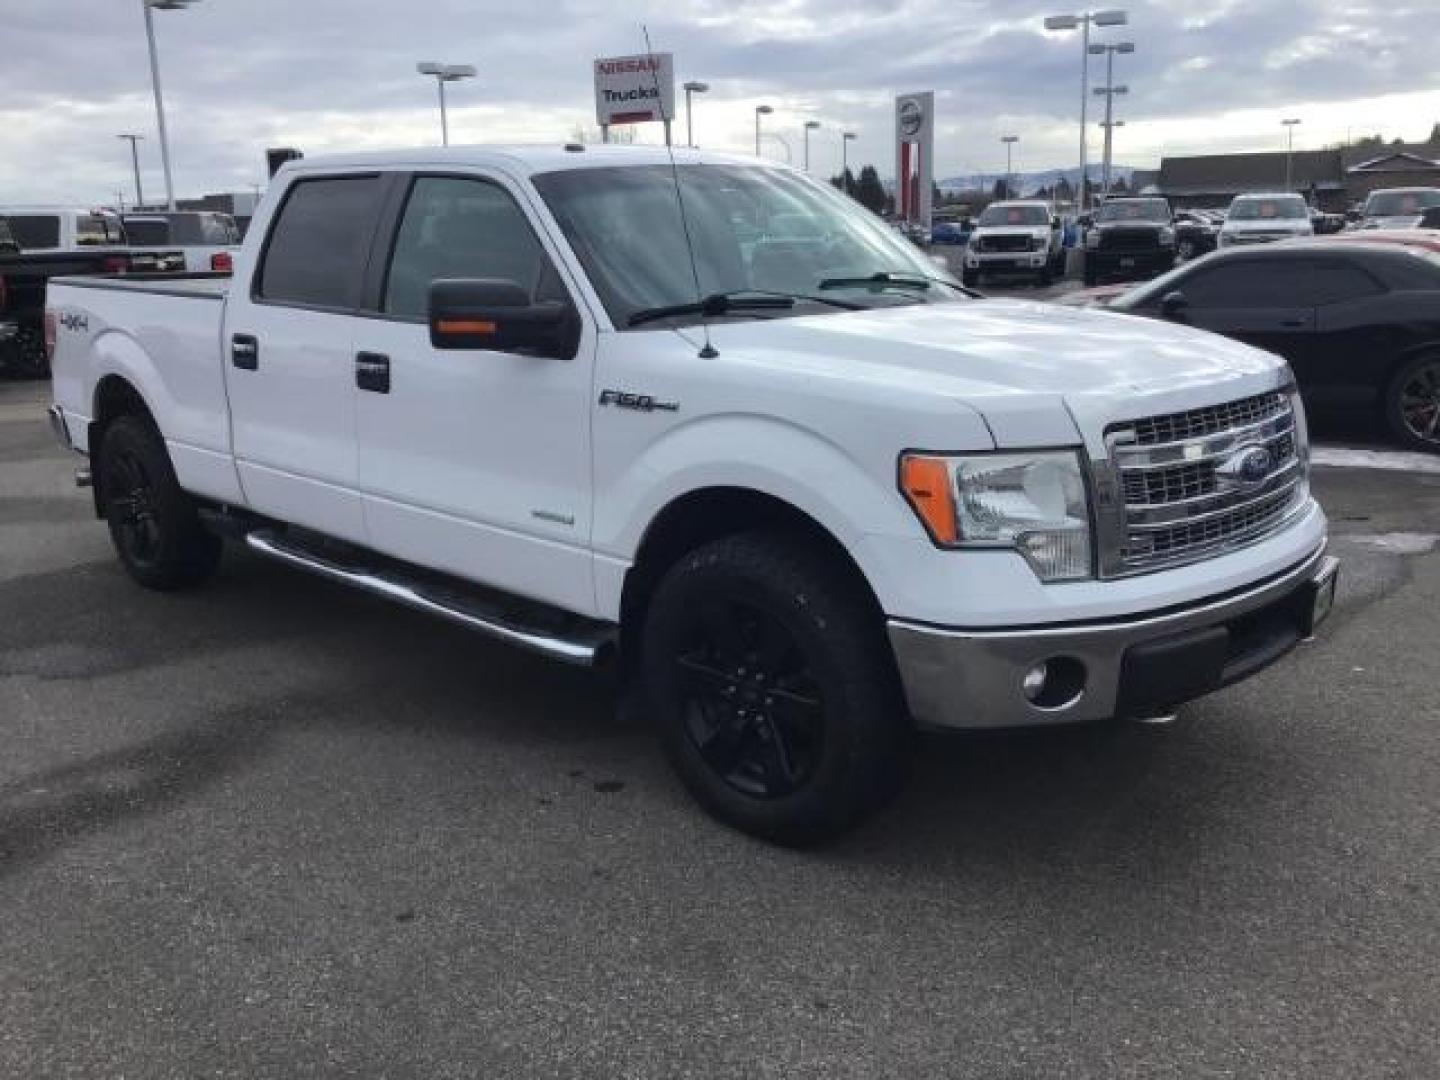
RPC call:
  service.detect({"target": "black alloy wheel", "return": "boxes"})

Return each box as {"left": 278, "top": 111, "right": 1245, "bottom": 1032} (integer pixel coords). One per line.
{"left": 103, "top": 446, "right": 164, "bottom": 571}
{"left": 672, "top": 596, "right": 824, "bottom": 799}
{"left": 641, "top": 532, "right": 907, "bottom": 845}
{"left": 1387, "top": 355, "right": 1440, "bottom": 451}
{"left": 98, "top": 415, "right": 222, "bottom": 589}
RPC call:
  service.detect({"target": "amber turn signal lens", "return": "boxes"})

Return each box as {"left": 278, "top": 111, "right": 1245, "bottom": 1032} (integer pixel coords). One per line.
{"left": 437, "top": 319, "right": 497, "bottom": 335}
{"left": 900, "top": 455, "right": 958, "bottom": 545}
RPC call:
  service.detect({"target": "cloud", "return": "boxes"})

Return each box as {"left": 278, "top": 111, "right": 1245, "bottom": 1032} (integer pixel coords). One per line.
{"left": 0, "top": 0, "right": 1435, "bottom": 204}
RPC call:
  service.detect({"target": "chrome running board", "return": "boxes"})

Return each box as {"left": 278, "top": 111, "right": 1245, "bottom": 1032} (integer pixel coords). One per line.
{"left": 245, "top": 529, "right": 613, "bottom": 667}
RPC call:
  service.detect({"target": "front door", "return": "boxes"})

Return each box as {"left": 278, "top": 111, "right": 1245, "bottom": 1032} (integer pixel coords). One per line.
{"left": 222, "top": 173, "right": 392, "bottom": 543}
{"left": 1164, "top": 256, "right": 1318, "bottom": 366}
{"left": 350, "top": 172, "right": 597, "bottom": 615}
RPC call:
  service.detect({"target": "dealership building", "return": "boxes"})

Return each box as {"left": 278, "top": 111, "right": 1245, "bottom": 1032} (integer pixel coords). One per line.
{"left": 1154, "top": 137, "right": 1440, "bottom": 211}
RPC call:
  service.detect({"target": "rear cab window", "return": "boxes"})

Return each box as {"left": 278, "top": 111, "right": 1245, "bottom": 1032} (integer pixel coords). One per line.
{"left": 1, "top": 215, "right": 61, "bottom": 249}
{"left": 255, "top": 175, "right": 386, "bottom": 310}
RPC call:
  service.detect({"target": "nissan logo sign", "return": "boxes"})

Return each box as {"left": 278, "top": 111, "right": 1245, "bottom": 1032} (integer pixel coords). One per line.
{"left": 898, "top": 98, "right": 924, "bottom": 138}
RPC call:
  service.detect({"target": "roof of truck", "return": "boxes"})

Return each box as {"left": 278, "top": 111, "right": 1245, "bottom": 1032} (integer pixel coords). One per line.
{"left": 283, "top": 143, "right": 775, "bottom": 178}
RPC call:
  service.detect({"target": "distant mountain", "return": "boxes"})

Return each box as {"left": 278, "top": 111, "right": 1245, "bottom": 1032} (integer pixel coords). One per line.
{"left": 936, "top": 165, "right": 1136, "bottom": 196}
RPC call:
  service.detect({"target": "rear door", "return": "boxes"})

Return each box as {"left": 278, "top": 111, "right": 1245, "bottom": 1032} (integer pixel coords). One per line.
{"left": 221, "top": 172, "right": 393, "bottom": 542}
{"left": 348, "top": 171, "right": 597, "bottom": 613}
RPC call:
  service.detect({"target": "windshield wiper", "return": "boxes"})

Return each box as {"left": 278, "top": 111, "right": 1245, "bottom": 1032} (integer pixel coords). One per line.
{"left": 626, "top": 289, "right": 861, "bottom": 327}
{"left": 818, "top": 270, "right": 933, "bottom": 292}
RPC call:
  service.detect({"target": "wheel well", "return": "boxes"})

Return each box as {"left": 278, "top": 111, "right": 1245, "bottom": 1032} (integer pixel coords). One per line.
{"left": 619, "top": 487, "right": 883, "bottom": 662}
{"left": 89, "top": 376, "right": 155, "bottom": 514}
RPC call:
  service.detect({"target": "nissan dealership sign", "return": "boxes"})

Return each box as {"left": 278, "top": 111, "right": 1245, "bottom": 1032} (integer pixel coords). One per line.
{"left": 594, "top": 52, "right": 675, "bottom": 127}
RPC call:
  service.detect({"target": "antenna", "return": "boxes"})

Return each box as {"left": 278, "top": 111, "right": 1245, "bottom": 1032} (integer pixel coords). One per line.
{"left": 642, "top": 25, "right": 717, "bottom": 359}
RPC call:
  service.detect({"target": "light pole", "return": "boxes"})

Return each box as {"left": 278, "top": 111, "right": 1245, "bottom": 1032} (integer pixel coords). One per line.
{"left": 754, "top": 105, "right": 773, "bottom": 157}
{"left": 141, "top": 0, "right": 199, "bottom": 211}
{"left": 1001, "top": 135, "right": 1019, "bottom": 198}
{"left": 416, "top": 62, "right": 477, "bottom": 147}
{"left": 117, "top": 133, "right": 145, "bottom": 209}
{"left": 1089, "top": 40, "right": 1133, "bottom": 199}
{"left": 1044, "top": 8, "right": 1128, "bottom": 211}
{"left": 682, "top": 81, "right": 709, "bottom": 147}
{"left": 803, "top": 120, "right": 821, "bottom": 172}
{"left": 841, "top": 130, "right": 857, "bottom": 187}
{"left": 1282, "top": 118, "right": 1302, "bottom": 191}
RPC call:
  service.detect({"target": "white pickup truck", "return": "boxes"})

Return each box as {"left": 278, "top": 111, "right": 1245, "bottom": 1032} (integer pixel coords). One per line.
{"left": 46, "top": 145, "right": 1337, "bottom": 844}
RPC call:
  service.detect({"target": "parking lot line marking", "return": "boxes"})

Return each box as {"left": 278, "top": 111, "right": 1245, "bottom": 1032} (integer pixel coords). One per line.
{"left": 1312, "top": 447, "right": 1440, "bottom": 476}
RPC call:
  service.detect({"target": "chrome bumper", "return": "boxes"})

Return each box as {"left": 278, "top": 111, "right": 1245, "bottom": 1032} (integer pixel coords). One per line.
{"left": 888, "top": 545, "right": 1337, "bottom": 731}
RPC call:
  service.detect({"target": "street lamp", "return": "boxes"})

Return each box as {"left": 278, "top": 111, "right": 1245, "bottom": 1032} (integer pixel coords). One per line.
{"left": 1282, "top": 118, "right": 1302, "bottom": 191}
{"left": 1044, "top": 8, "right": 1128, "bottom": 210}
{"left": 803, "top": 120, "right": 821, "bottom": 172}
{"left": 1001, "top": 135, "right": 1019, "bottom": 198}
{"left": 416, "top": 62, "right": 477, "bottom": 147}
{"left": 841, "top": 130, "right": 857, "bottom": 182}
{"left": 682, "top": 81, "right": 709, "bottom": 147}
{"left": 1089, "top": 40, "right": 1133, "bottom": 199}
{"left": 117, "top": 133, "right": 145, "bottom": 209}
{"left": 141, "top": 0, "right": 199, "bottom": 211}
{"left": 754, "top": 104, "right": 773, "bottom": 157}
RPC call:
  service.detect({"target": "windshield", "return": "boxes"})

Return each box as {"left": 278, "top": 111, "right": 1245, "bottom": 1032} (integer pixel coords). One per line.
{"left": 1096, "top": 199, "right": 1170, "bottom": 223}
{"left": 532, "top": 164, "right": 961, "bottom": 329}
{"left": 1228, "top": 197, "right": 1308, "bottom": 221}
{"left": 977, "top": 204, "right": 1050, "bottom": 228}
{"left": 0, "top": 214, "right": 61, "bottom": 249}
{"left": 1366, "top": 189, "right": 1440, "bottom": 217}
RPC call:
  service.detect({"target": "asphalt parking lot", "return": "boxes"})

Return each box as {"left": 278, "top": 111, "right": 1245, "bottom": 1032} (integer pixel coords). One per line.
{"left": 2, "top": 378, "right": 1438, "bottom": 1078}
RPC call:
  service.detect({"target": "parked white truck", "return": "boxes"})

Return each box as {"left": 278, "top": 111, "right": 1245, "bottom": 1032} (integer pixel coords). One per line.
{"left": 46, "top": 146, "right": 1337, "bottom": 843}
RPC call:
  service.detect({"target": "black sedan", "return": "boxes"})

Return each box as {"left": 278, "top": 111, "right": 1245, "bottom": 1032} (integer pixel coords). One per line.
{"left": 1108, "top": 240, "right": 1440, "bottom": 451}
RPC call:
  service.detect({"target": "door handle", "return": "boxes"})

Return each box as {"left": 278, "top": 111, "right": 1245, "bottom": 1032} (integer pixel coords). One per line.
{"left": 355, "top": 351, "right": 390, "bottom": 394}
{"left": 231, "top": 334, "right": 258, "bottom": 370}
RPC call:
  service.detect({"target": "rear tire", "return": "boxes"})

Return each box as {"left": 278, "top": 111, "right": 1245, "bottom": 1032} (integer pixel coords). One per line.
{"left": 640, "top": 532, "right": 907, "bottom": 846}
{"left": 1383, "top": 353, "right": 1440, "bottom": 452}
{"left": 97, "top": 415, "right": 222, "bottom": 590}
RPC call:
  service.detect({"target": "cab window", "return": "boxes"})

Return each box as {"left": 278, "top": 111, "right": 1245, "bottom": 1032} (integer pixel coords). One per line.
{"left": 382, "top": 176, "right": 566, "bottom": 321}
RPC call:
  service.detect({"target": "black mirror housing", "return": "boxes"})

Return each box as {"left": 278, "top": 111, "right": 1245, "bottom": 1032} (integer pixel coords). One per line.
{"left": 1160, "top": 290, "right": 1189, "bottom": 318}
{"left": 428, "top": 278, "right": 576, "bottom": 357}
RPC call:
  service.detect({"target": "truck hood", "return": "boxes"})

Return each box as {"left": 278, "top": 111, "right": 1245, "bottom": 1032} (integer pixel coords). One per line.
{"left": 697, "top": 298, "right": 1288, "bottom": 450}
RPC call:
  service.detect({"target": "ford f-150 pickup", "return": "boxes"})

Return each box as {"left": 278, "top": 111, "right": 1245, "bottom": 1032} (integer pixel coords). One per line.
{"left": 46, "top": 145, "right": 1338, "bottom": 844}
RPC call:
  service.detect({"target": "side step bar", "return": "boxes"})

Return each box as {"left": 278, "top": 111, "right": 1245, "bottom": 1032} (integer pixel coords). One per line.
{"left": 244, "top": 529, "right": 614, "bottom": 667}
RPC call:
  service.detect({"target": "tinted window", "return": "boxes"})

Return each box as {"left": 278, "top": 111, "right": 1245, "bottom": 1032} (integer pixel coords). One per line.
{"left": 1178, "top": 259, "right": 1313, "bottom": 307}
{"left": 1303, "top": 260, "right": 1384, "bottom": 305}
{"left": 124, "top": 218, "right": 172, "bottom": 245}
{"left": 1096, "top": 199, "right": 1170, "bottom": 223}
{"left": 1228, "top": 197, "right": 1308, "bottom": 221}
{"left": 1365, "top": 189, "right": 1440, "bottom": 216}
{"left": 0, "top": 215, "right": 60, "bottom": 249}
{"left": 978, "top": 204, "right": 1050, "bottom": 227}
{"left": 258, "top": 175, "right": 384, "bottom": 308}
{"left": 383, "top": 177, "right": 558, "bottom": 319}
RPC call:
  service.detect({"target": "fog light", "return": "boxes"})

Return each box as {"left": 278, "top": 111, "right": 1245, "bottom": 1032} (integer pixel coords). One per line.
{"left": 1022, "top": 662, "right": 1049, "bottom": 702}
{"left": 1020, "top": 656, "right": 1087, "bottom": 710}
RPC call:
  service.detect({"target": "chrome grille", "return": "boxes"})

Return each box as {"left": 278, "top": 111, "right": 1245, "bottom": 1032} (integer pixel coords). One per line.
{"left": 1101, "top": 391, "right": 1306, "bottom": 575}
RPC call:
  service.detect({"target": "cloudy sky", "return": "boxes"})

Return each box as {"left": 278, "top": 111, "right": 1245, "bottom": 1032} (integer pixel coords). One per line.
{"left": 1, "top": 0, "right": 1436, "bottom": 205}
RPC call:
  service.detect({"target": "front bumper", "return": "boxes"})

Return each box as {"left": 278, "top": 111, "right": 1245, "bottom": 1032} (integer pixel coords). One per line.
{"left": 888, "top": 545, "right": 1337, "bottom": 730}
{"left": 966, "top": 251, "right": 1049, "bottom": 272}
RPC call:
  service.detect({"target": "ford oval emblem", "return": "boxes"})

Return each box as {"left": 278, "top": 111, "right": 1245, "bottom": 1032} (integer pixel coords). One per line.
{"left": 1217, "top": 445, "right": 1274, "bottom": 487}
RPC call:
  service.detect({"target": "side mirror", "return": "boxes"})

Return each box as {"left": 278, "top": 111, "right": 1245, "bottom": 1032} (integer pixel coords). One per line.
{"left": 428, "top": 279, "right": 575, "bottom": 358}
{"left": 1160, "top": 290, "right": 1189, "bottom": 319}
{"left": 1051, "top": 217, "right": 1061, "bottom": 230}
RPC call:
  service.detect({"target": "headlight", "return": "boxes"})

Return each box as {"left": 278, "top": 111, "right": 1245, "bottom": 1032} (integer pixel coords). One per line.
{"left": 900, "top": 451, "right": 1093, "bottom": 581}
{"left": 1158, "top": 226, "right": 1175, "bottom": 246}
{"left": 1084, "top": 230, "right": 1101, "bottom": 249}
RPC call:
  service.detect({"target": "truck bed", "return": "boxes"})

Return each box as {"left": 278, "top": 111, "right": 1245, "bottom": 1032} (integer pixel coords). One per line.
{"left": 49, "top": 272, "right": 231, "bottom": 301}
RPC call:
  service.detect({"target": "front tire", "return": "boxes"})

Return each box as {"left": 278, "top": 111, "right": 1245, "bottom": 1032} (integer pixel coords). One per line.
{"left": 640, "top": 532, "right": 907, "bottom": 845}
{"left": 1384, "top": 354, "right": 1440, "bottom": 452}
{"left": 97, "top": 416, "right": 222, "bottom": 590}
